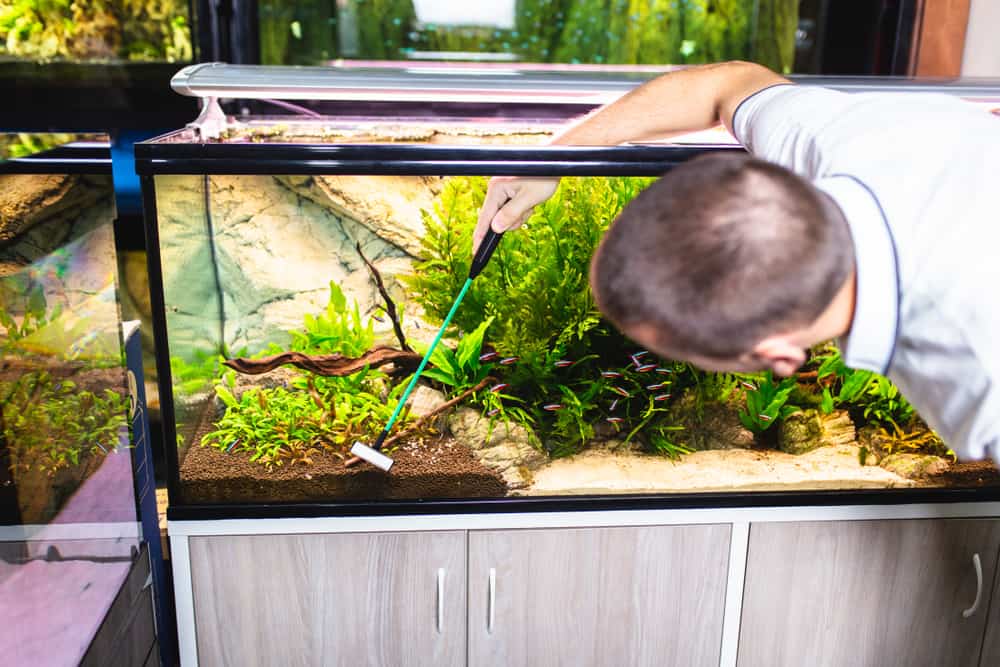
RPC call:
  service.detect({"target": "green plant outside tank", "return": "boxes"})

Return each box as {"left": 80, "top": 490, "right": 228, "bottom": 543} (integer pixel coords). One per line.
{"left": 0, "top": 0, "right": 192, "bottom": 62}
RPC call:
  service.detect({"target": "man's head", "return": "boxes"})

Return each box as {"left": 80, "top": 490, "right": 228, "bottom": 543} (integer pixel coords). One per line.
{"left": 590, "top": 153, "right": 856, "bottom": 376}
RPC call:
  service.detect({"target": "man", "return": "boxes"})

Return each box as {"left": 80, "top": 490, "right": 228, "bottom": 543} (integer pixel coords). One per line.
{"left": 472, "top": 61, "right": 1000, "bottom": 462}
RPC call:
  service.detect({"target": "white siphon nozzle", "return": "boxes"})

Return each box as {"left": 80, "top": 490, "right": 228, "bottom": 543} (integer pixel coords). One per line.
{"left": 351, "top": 442, "right": 394, "bottom": 472}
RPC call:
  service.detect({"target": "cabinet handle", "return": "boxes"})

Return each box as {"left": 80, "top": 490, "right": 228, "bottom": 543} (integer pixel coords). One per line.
{"left": 436, "top": 568, "right": 445, "bottom": 633}
{"left": 962, "top": 553, "right": 983, "bottom": 618}
{"left": 487, "top": 568, "right": 496, "bottom": 634}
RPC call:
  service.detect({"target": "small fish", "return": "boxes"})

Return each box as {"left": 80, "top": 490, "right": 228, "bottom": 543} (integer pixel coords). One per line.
{"left": 758, "top": 413, "right": 772, "bottom": 422}
{"left": 610, "top": 386, "right": 630, "bottom": 398}
{"left": 499, "top": 356, "right": 519, "bottom": 366}
{"left": 489, "top": 383, "right": 509, "bottom": 393}
{"left": 94, "top": 442, "right": 108, "bottom": 454}
{"left": 609, "top": 399, "right": 619, "bottom": 412}
{"left": 486, "top": 408, "right": 500, "bottom": 417}
{"left": 654, "top": 393, "right": 672, "bottom": 402}
{"left": 636, "top": 363, "right": 657, "bottom": 373}
{"left": 655, "top": 367, "right": 672, "bottom": 375}
{"left": 479, "top": 351, "right": 499, "bottom": 362}
{"left": 372, "top": 314, "right": 386, "bottom": 323}
{"left": 225, "top": 439, "right": 239, "bottom": 453}
{"left": 740, "top": 381, "right": 756, "bottom": 391}
{"left": 633, "top": 350, "right": 649, "bottom": 359}
{"left": 542, "top": 403, "right": 563, "bottom": 411}
{"left": 553, "top": 359, "right": 574, "bottom": 368}
{"left": 606, "top": 416, "right": 625, "bottom": 424}
{"left": 646, "top": 382, "right": 668, "bottom": 390}
{"left": 601, "top": 371, "right": 623, "bottom": 379}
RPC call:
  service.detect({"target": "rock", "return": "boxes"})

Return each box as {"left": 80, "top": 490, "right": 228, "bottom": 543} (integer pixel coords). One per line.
{"left": 821, "top": 410, "right": 857, "bottom": 447}
{"left": 448, "top": 407, "right": 547, "bottom": 489}
{"left": 406, "top": 385, "right": 447, "bottom": 418}
{"left": 779, "top": 409, "right": 856, "bottom": 455}
{"left": 278, "top": 174, "right": 444, "bottom": 258}
{"left": 154, "top": 174, "right": 417, "bottom": 360}
{"left": 668, "top": 396, "right": 755, "bottom": 451}
{"left": 880, "top": 453, "right": 949, "bottom": 479}
{"left": 0, "top": 174, "right": 108, "bottom": 244}
{"left": 779, "top": 410, "right": 823, "bottom": 454}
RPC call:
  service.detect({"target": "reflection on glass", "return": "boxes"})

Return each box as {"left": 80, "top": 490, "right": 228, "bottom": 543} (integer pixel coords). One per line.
{"left": 0, "top": 133, "right": 108, "bottom": 160}
{"left": 0, "top": 0, "right": 192, "bottom": 62}
{"left": 0, "top": 165, "right": 139, "bottom": 665}
{"left": 260, "top": 0, "right": 800, "bottom": 73}
{"left": 0, "top": 170, "right": 132, "bottom": 526}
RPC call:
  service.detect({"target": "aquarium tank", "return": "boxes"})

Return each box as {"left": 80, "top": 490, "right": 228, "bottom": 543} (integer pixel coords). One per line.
{"left": 136, "top": 66, "right": 1000, "bottom": 517}
{"left": 258, "top": 0, "right": 798, "bottom": 73}
{"left": 0, "top": 138, "right": 146, "bottom": 664}
{"left": 0, "top": 0, "right": 192, "bottom": 62}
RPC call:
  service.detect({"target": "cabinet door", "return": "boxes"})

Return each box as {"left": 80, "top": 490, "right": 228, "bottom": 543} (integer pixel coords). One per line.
{"left": 468, "top": 524, "right": 731, "bottom": 667}
{"left": 739, "top": 519, "right": 1000, "bottom": 667}
{"left": 189, "top": 531, "right": 466, "bottom": 667}
{"left": 977, "top": 547, "right": 1000, "bottom": 665}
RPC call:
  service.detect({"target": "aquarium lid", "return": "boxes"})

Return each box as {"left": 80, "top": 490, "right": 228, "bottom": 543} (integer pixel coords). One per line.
{"left": 171, "top": 62, "right": 1000, "bottom": 106}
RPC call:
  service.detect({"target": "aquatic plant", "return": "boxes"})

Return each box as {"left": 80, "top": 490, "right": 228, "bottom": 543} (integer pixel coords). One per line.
{"left": 205, "top": 368, "right": 410, "bottom": 468}
{"left": 288, "top": 281, "right": 375, "bottom": 358}
{"left": 2, "top": 371, "right": 128, "bottom": 475}
{"left": 407, "top": 175, "right": 651, "bottom": 381}
{"left": 418, "top": 318, "right": 495, "bottom": 394}
{"left": 0, "top": 133, "right": 79, "bottom": 160}
{"left": 0, "top": 283, "right": 58, "bottom": 354}
{"left": 202, "top": 281, "right": 423, "bottom": 468}
{"left": 0, "top": 0, "right": 192, "bottom": 62}
{"left": 737, "top": 370, "right": 799, "bottom": 435}
{"left": 170, "top": 350, "right": 232, "bottom": 397}
{"left": 814, "top": 347, "right": 914, "bottom": 430}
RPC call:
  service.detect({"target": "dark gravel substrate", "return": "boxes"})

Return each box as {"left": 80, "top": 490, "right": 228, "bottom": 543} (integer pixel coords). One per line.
{"left": 179, "top": 432, "right": 509, "bottom": 504}
{"left": 918, "top": 459, "right": 1000, "bottom": 488}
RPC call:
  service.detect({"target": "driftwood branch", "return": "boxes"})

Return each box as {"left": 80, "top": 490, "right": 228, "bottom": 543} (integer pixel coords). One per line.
{"left": 356, "top": 241, "right": 411, "bottom": 353}
{"left": 345, "top": 376, "right": 495, "bottom": 468}
{"left": 223, "top": 347, "right": 422, "bottom": 377}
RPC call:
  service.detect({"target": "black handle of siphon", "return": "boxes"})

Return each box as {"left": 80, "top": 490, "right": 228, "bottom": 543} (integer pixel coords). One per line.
{"left": 469, "top": 228, "right": 505, "bottom": 280}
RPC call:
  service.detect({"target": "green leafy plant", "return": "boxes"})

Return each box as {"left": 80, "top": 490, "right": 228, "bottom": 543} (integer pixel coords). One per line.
{"left": 407, "top": 176, "right": 652, "bottom": 382}
{"left": 2, "top": 371, "right": 128, "bottom": 475}
{"left": 0, "top": 0, "right": 192, "bottom": 62}
{"left": 737, "top": 370, "right": 799, "bottom": 434}
{"left": 419, "top": 318, "right": 495, "bottom": 394}
{"left": 205, "top": 368, "right": 410, "bottom": 468}
{"left": 289, "top": 280, "right": 374, "bottom": 357}
{"left": 170, "top": 350, "right": 231, "bottom": 397}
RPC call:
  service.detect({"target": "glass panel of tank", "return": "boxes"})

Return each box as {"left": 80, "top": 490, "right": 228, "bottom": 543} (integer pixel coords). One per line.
{"left": 0, "top": 154, "right": 133, "bottom": 526}
{"left": 0, "top": 140, "right": 142, "bottom": 667}
{"left": 153, "top": 143, "right": 999, "bottom": 506}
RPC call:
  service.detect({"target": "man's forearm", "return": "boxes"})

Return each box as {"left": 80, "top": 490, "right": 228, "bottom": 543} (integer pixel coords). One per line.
{"left": 550, "top": 61, "right": 788, "bottom": 146}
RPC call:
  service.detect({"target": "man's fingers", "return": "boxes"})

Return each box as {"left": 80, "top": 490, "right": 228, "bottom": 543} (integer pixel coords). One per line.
{"left": 473, "top": 181, "right": 512, "bottom": 254}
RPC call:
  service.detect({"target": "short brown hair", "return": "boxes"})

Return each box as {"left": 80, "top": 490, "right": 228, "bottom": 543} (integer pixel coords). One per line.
{"left": 590, "top": 153, "right": 854, "bottom": 358}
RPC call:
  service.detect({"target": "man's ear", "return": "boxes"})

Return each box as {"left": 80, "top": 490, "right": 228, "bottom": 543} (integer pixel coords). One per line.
{"left": 749, "top": 336, "right": 807, "bottom": 377}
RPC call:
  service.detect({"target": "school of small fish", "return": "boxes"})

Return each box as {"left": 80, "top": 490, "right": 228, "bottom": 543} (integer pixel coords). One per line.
{"left": 479, "top": 350, "right": 688, "bottom": 428}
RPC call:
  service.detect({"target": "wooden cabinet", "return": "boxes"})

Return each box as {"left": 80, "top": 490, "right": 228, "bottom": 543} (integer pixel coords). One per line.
{"left": 189, "top": 531, "right": 467, "bottom": 667}
{"left": 978, "top": 547, "right": 1000, "bottom": 666}
{"left": 738, "top": 519, "right": 1000, "bottom": 667}
{"left": 467, "top": 525, "right": 732, "bottom": 667}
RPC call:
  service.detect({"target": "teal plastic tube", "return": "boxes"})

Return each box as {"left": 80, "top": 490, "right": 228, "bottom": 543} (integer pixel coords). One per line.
{"left": 383, "top": 276, "right": 472, "bottom": 433}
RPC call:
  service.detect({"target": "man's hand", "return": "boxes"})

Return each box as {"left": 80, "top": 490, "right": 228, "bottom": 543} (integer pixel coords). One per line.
{"left": 472, "top": 176, "right": 560, "bottom": 254}
{"left": 470, "top": 62, "right": 787, "bottom": 254}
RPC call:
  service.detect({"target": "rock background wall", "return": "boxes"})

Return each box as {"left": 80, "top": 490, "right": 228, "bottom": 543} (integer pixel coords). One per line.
{"left": 0, "top": 174, "right": 114, "bottom": 277}
{"left": 155, "top": 173, "right": 442, "bottom": 363}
